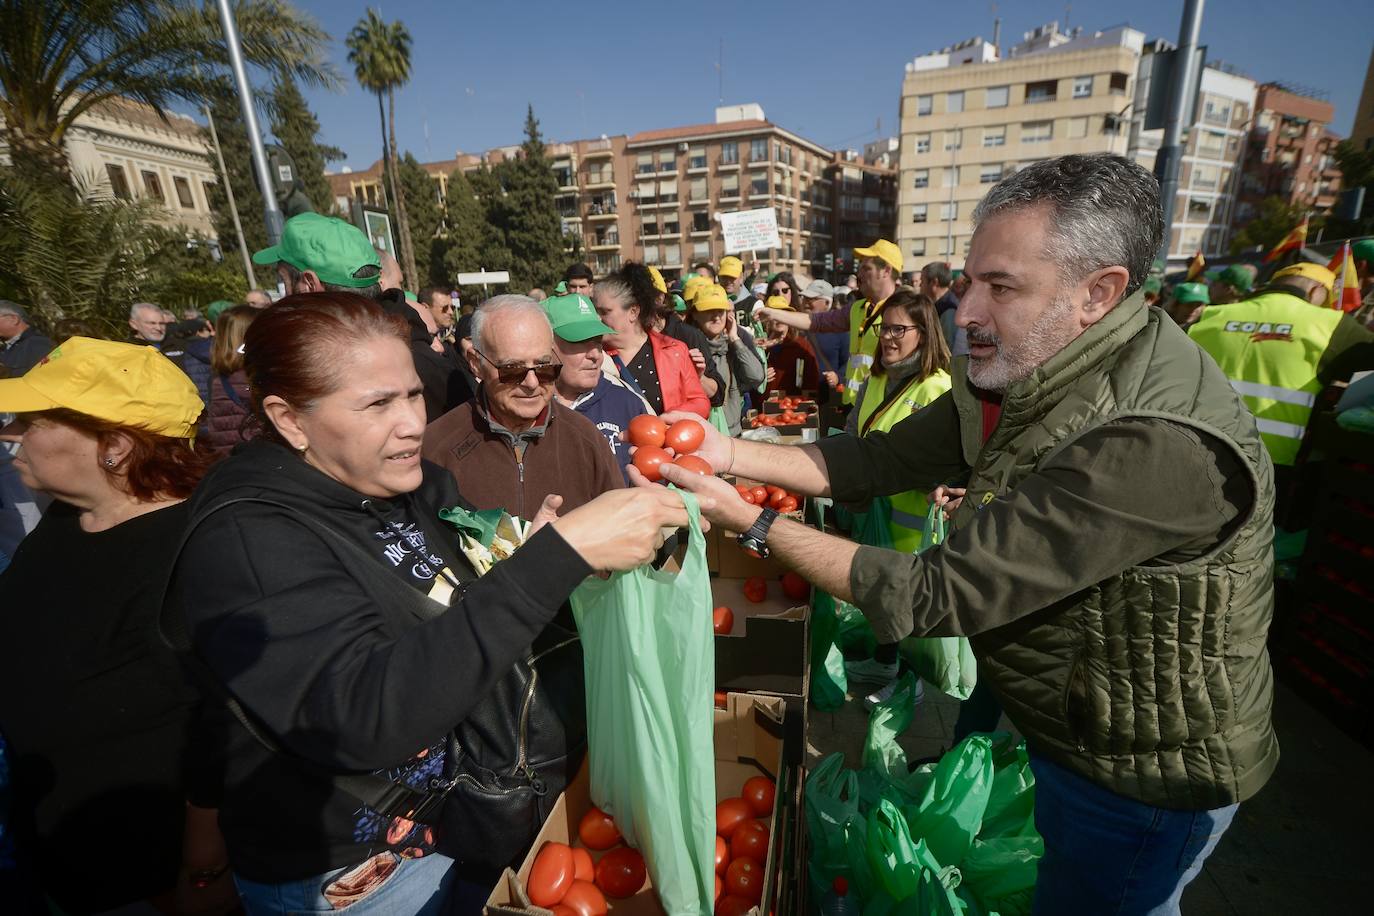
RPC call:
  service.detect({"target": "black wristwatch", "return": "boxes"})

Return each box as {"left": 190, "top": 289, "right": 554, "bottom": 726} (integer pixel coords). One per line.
{"left": 737, "top": 507, "right": 780, "bottom": 559}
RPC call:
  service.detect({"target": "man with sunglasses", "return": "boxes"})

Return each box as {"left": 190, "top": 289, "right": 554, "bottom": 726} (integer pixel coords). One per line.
{"left": 423, "top": 295, "right": 622, "bottom": 521}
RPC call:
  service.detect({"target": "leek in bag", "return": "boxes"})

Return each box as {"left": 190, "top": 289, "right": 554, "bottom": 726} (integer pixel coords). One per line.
{"left": 569, "top": 491, "right": 715, "bottom": 915}
{"left": 899, "top": 503, "right": 977, "bottom": 699}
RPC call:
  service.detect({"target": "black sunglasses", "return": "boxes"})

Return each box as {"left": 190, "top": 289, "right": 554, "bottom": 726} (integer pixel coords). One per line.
{"left": 474, "top": 348, "right": 562, "bottom": 384}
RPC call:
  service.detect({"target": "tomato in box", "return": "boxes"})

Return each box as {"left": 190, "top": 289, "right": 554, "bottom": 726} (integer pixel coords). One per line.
{"left": 715, "top": 796, "right": 752, "bottom": 838}
{"left": 725, "top": 856, "right": 764, "bottom": 904}
{"left": 570, "top": 846, "right": 594, "bottom": 881}
{"left": 730, "top": 819, "right": 769, "bottom": 862}
{"left": 743, "top": 576, "right": 767, "bottom": 603}
{"left": 713, "top": 606, "right": 735, "bottom": 635}
{"left": 780, "top": 572, "right": 809, "bottom": 601}
{"left": 527, "top": 841, "right": 574, "bottom": 907}
{"left": 594, "top": 846, "right": 646, "bottom": 898}
{"left": 577, "top": 806, "right": 621, "bottom": 850}
{"left": 742, "top": 775, "right": 777, "bottom": 817}
{"left": 560, "top": 879, "right": 608, "bottom": 916}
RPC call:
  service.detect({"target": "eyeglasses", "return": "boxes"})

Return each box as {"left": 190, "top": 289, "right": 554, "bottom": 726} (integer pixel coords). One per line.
{"left": 878, "top": 323, "right": 921, "bottom": 339}
{"left": 474, "top": 348, "right": 562, "bottom": 384}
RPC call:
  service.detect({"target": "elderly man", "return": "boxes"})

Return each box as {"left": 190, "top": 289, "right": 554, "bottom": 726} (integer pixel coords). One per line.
{"left": 423, "top": 295, "right": 621, "bottom": 519}
{"left": 128, "top": 303, "right": 166, "bottom": 344}
{"left": 655, "top": 154, "right": 1278, "bottom": 915}
{"left": 244, "top": 288, "right": 273, "bottom": 309}
{"left": 0, "top": 302, "right": 53, "bottom": 376}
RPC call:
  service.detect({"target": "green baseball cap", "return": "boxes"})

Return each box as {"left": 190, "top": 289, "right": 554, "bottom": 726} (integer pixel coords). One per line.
{"left": 544, "top": 293, "right": 612, "bottom": 343}
{"left": 672, "top": 294, "right": 687, "bottom": 313}
{"left": 251, "top": 212, "right": 381, "bottom": 288}
{"left": 206, "top": 299, "right": 234, "bottom": 322}
{"left": 1352, "top": 239, "right": 1374, "bottom": 264}
{"left": 1173, "top": 281, "right": 1210, "bottom": 305}
{"left": 1218, "top": 264, "right": 1254, "bottom": 292}
{"left": 554, "top": 280, "right": 568, "bottom": 295}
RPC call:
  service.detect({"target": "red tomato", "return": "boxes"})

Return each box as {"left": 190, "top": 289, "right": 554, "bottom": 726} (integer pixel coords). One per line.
{"left": 749, "top": 486, "right": 768, "bottom": 505}
{"left": 714, "top": 690, "right": 728, "bottom": 709}
{"left": 571, "top": 846, "right": 594, "bottom": 882}
{"left": 765, "top": 485, "right": 784, "bottom": 498}
{"left": 674, "top": 454, "right": 714, "bottom": 476}
{"left": 627, "top": 414, "right": 666, "bottom": 449}
{"left": 731, "top": 819, "right": 770, "bottom": 862}
{"left": 742, "top": 775, "right": 776, "bottom": 816}
{"left": 780, "top": 572, "right": 809, "bottom": 602}
{"left": 716, "top": 797, "right": 752, "bottom": 839}
{"left": 552, "top": 907, "right": 579, "bottom": 916}
{"left": 560, "top": 880, "right": 609, "bottom": 916}
{"left": 665, "top": 419, "right": 706, "bottom": 455}
{"left": 594, "top": 846, "right": 646, "bottom": 899}
{"left": 776, "top": 496, "right": 798, "bottom": 513}
{"left": 715, "top": 834, "right": 729, "bottom": 874}
{"left": 743, "top": 577, "right": 767, "bottom": 603}
{"left": 716, "top": 875, "right": 724, "bottom": 904}
{"left": 713, "top": 605, "right": 735, "bottom": 635}
{"left": 725, "top": 857, "right": 764, "bottom": 904}
{"left": 767, "top": 489, "right": 788, "bottom": 509}
{"left": 527, "top": 841, "right": 574, "bottom": 907}
{"left": 716, "top": 894, "right": 754, "bottom": 916}
{"left": 631, "top": 445, "right": 671, "bottom": 483}
{"left": 735, "top": 484, "right": 755, "bottom": 503}
{"left": 577, "top": 806, "right": 622, "bottom": 851}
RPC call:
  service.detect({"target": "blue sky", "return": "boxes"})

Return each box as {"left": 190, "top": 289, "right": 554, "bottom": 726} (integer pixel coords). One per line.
{"left": 279, "top": 0, "right": 1371, "bottom": 172}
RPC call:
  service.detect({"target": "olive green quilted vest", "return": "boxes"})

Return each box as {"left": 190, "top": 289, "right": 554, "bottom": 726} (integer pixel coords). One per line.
{"left": 948, "top": 293, "right": 1279, "bottom": 810}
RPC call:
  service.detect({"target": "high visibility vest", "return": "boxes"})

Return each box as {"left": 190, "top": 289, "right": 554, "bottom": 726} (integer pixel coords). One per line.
{"left": 856, "top": 368, "right": 953, "bottom": 551}
{"left": 844, "top": 296, "right": 885, "bottom": 405}
{"left": 1188, "top": 290, "right": 1342, "bottom": 465}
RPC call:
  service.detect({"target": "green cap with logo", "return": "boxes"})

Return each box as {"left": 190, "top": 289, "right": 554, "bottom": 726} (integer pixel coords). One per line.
{"left": 1217, "top": 264, "right": 1255, "bottom": 292}
{"left": 251, "top": 212, "right": 382, "bottom": 288}
{"left": 543, "top": 293, "right": 613, "bottom": 343}
{"left": 1173, "top": 281, "right": 1210, "bottom": 305}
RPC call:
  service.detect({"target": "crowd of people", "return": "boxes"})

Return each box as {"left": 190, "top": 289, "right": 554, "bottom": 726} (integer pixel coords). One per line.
{"left": 0, "top": 151, "right": 1372, "bottom": 916}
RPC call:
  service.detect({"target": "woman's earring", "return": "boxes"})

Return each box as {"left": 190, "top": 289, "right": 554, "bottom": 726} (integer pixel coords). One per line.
{"left": 103, "top": 457, "right": 116, "bottom": 468}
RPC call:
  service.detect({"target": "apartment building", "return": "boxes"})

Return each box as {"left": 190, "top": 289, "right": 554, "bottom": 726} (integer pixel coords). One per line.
{"left": 1236, "top": 83, "right": 1343, "bottom": 223}
{"left": 897, "top": 23, "right": 1143, "bottom": 268}
{"left": 826, "top": 155, "right": 898, "bottom": 272}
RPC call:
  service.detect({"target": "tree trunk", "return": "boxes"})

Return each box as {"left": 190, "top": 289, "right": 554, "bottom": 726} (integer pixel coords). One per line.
{"left": 387, "top": 85, "right": 418, "bottom": 290}
{"left": 4, "top": 120, "right": 74, "bottom": 186}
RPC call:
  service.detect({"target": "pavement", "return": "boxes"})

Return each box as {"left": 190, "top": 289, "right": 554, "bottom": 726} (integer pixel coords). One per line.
{"left": 805, "top": 675, "right": 1374, "bottom": 914}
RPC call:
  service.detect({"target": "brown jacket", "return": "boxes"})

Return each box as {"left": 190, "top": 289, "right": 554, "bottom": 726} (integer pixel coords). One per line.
{"left": 423, "top": 397, "right": 622, "bottom": 521}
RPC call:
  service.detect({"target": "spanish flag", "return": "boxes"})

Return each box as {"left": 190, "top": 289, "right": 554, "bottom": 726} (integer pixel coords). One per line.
{"left": 1263, "top": 217, "right": 1308, "bottom": 264}
{"left": 1326, "top": 241, "right": 1362, "bottom": 312}
{"left": 1185, "top": 251, "right": 1206, "bottom": 281}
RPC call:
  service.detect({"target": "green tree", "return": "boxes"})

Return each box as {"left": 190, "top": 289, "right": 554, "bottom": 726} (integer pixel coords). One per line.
{"left": 487, "top": 106, "right": 565, "bottom": 290}
{"left": 397, "top": 152, "right": 443, "bottom": 285}
{"left": 442, "top": 166, "right": 505, "bottom": 291}
{"left": 1230, "top": 196, "right": 1323, "bottom": 255}
{"left": 1334, "top": 140, "right": 1374, "bottom": 191}
{"left": 204, "top": 90, "right": 269, "bottom": 265}
{"left": 269, "top": 74, "right": 344, "bottom": 214}
{"left": 138, "top": 229, "right": 248, "bottom": 312}
{"left": 346, "top": 8, "right": 417, "bottom": 289}
{"left": 0, "top": 0, "right": 337, "bottom": 182}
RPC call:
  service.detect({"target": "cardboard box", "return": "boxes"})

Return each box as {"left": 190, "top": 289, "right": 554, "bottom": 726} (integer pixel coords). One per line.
{"left": 711, "top": 577, "right": 809, "bottom": 698}
{"left": 484, "top": 694, "right": 797, "bottom": 916}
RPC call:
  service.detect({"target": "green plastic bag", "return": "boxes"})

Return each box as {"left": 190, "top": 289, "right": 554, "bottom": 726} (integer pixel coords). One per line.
{"left": 905, "top": 733, "right": 995, "bottom": 869}
{"left": 708, "top": 405, "right": 732, "bottom": 437}
{"left": 854, "top": 496, "right": 896, "bottom": 549}
{"left": 980, "top": 736, "right": 1037, "bottom": 840}
{"left": 959, "top": 837, "right": 1042, "bottom": 915}
{"left": 810, "top": 591, "right": 849, "bottom": 711}
{"left": 858, "top": 672, "right": 927, "bottom": 810}
{"left": 899, "top": 504, "right": 978, "bottom": 700}
{"left": 806, "top": 753, "right": 876, "bottom": 903}
{"left": 866, "top": 799, "right": 963, "bottom": 913}
{"left": 835, "top": 598, "right": 878, "bottom": 656}
{"left": 569, "top": 492, "right": 715, "bottom": 915}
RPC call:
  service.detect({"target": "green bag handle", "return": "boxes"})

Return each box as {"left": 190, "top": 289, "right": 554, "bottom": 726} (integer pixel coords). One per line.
{"left": 708, "top": 405, "right": 732, "bottom": 438}
{"left": 921, "top": 501, "right": 946, "bottom": 553}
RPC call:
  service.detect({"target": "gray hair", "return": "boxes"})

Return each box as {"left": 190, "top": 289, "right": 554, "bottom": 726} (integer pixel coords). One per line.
{"left": 0, "top": 300, "right": 27, "bottom": 322}
{"left": 130, "top": 302, "right": 161, "bottom": 319}
{"left": 971, "top": 154, "right": 1162, "bottom": 299}
{"left": 470, "top": 294, "right": 552, "bottom": 355}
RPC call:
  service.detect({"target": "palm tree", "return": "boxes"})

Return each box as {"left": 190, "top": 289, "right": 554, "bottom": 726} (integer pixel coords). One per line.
{"left": 346, "top": 8, "right": 417, "bottom": 289}
{"left": 0, "top": 0, "right": 338, "bottom": 181}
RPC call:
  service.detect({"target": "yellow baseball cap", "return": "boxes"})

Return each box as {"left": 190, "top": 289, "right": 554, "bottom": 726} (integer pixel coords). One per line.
{"left": 765, "top": 294, "right": 794, "bottom": 312}
{"left": 0, "top": 337, "right": 203, "bottom": 439}
{"left": 1272, "top": 261, "right": 1335, "bottom": 292}
{"left": 718, "top": 256, "right": 744, "bottom": 279}
{"left": 853, "top": 238, "right": 904, "bottom": 274}
{"left": 692, "top": 285, "right": 732, "bottom": 312}
{"left": 682, "top": 274, "right": 710, "bottom": 302}
{"left": 647, "top": 266, "right": 668, "bottom": 294}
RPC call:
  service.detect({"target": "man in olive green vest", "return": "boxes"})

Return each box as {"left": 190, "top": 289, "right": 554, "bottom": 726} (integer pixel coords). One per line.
{"left": 653, "top": 154, "right": 1278, "bottom": 915}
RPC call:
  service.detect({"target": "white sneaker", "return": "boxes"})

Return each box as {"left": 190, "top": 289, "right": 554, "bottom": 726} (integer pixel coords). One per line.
{"left": 845, "top": 657, "right": 898, "bottom": 687}
{"left": 863, "top": 676, "right": 925, "bottom": 712}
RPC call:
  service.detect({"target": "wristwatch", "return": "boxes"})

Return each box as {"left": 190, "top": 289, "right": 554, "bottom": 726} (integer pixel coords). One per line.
{"left": 737, "top": 507, "right": 780, "bottom": 559}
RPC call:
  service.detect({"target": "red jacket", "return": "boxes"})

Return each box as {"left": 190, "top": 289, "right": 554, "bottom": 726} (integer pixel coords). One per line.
{"left": 609, "top": 331, "right": 709, "bottom": 418}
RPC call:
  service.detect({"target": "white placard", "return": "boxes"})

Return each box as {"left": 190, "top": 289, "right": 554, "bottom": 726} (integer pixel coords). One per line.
{"left": 455, "top": 270, "right": 511, "bottom": 285}
{"left": 719, "top": 207, "right": 781, "bottom": 253}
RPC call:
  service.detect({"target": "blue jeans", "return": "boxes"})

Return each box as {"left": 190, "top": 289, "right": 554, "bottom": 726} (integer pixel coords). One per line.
{"left": 234, "top": 850, "right": 455, "bottom": 915}
{"left": 1030, "top": 754, "right": 1237, "bottom": 916}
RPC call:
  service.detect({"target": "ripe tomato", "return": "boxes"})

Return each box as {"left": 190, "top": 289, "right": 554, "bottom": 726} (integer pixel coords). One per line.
{"left": 577, "top": 806, "right": 622, "bottom": 851}
{"left": 749, "top": 486, "right": 768, "bottom": 505}
{"left": 713, "top": 605, "right": 735, "bottom": 635}
{"left": 594, "top": 846, "right": 646, "bottom": 898}
{"left": 743, "top": 577, "right": 767, "bottom": 603}
{"left": 551, "top": 907, "right": 579, "bottom": 916}
{"left": 731, "top": 819, "right": 770, "bottom": 862}
{"left": 715, "top": 834, "right": 729, "bottom": 874}
{"left": 665, "top": 419, "right": 706, "bottom": 455}
{"left": 571, "top": 846, "right": 594, "bottom": 882}
{"left": 674, "top": 454, "right": 714, "bottom": 476}
{"left": 767, "top": 489, "right": 788, "bottom": 509}
{"left": 765, "top": 485, "right": 784, "bottom": 498}
{"left": 716, "top": 893, "right": 754, "bottom": 916}
{"left": 631, "top": 445, "right": 672, "bottom": 483}
{"left": 716, "top": 797, "right": 752, "bottom": 839}
{"left": 776, "top": 496, "right": 798, "bottom": 513}
{"left": 714, "top": 690, "right": 728, "bottom": 708}
{"left": 780, "top": 572, "right": 809, "bottom": 602}
{"left": 735, "top": 483, "right": 755, "bottom": 503}
{"left": 527, "top": 841, "right": 574, "bottom": 907}
{"left": 560, "top": 879, "right": 609, "bottom": 916}
{"left": 725, "top": 857, "right": 764, "bottom": 904}
{"left": 716, "top": 874, "right": 724, "bottom": 904}
{"left": 627, "top": 414, "right": 666, "bottom": 449}
{"left": 742, "top": 774, "right": 776, "bottom": 817}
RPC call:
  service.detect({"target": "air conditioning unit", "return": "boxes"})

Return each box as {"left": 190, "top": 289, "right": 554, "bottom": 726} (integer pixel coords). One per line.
{"left": 678, "top": 142, "right": 689, "bottom": 152}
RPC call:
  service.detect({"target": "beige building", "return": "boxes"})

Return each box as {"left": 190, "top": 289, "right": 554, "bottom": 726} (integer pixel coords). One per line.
{"left": 897, "top": 23, "right": 1143, "bottom": 267}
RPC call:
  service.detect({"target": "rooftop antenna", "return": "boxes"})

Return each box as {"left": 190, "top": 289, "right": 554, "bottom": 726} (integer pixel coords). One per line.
{"left": 423, "top": 110, "right": 431, "bottom": 158}
{"left": 716, "top": 38, "right": 724, "bottom": 105}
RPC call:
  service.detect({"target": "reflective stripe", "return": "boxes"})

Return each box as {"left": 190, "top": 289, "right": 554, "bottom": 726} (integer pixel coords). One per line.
{"left": 889, "top": 507, "right": 929, "bottom": 531}
{"left": 847, "top": 378, "right": 864, "bottom": 392}
{"left": 1254, "top": 418, "right": 1306, "bottom": 440}
{"left": 849, "top": 353, "right": 874, "bottom": 368}
{"left": 1230, "top": 380, "right": 1316, "bottom": 408}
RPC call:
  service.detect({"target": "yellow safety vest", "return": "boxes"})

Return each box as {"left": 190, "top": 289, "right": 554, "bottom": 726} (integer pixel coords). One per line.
{"left": 1188, "top": 290, "right": 1343, "bottom": 466}
{"left": 856, "top": 368, "right": 954, "bottom": 551}
{"left": 844, "top": 296, "right": 885, "bottom": 405}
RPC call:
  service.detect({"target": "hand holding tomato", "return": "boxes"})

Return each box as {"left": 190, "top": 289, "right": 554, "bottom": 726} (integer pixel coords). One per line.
{"left": 655, "top": 411, "right": 731, "bottom": 475}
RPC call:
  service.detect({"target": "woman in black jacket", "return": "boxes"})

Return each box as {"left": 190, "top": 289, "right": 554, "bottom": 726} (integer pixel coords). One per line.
{"left": 165, "top": 293, "right": 691, "bottom": 914}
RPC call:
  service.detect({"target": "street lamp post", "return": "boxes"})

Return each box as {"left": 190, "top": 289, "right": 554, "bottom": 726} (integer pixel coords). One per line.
{"left": 1155, "top": 0, "right": 1206, "bottom": 266}
{"left": 214, "top": 0, "right": 283, "bottom": 246}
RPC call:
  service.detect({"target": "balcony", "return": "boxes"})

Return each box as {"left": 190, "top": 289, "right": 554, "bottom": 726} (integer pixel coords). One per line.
{"left": 590, "top": 236, "right": 620, "bottom": 251}
{"left": 584, "top": 173, "right": 616, "bottom": 190}
{"left": 585, "top": 139, "right": 615, "bottom": 158}
{"left": 586, "top": 204, "right": 618, "bottom": 220}
{"left": 716, "top": 157, "right": 741, "bottom": 170}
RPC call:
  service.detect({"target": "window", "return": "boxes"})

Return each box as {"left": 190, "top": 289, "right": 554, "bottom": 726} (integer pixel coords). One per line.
{"left": 941, "top": 166, "right": 959, "bottom": 187}
{"left": 658, "top": 148, "right": 676, "bottom": 170}
{"left": 1067, "top": 117, "right": 1089, "bottom": 139}
{"left": 635, "top": 179, "right": 655, "bottom": 204}
{"left": 911, "top": 238, "right": 927, "bottom": 256}
{"left": 915, "top": 133, "right": 931, "bottom": 154}
{"left": 940, "top": 202, "right": 956, "bottom": 221}
{"left": 663, "top": 215, "right": 680, "bottom": 236}
{"left": 749, "top": 171, "right": 768, "bottom": 196}
{"left": 720, "top": 173, "right": 740, "bottom": 197}
{"left": 693, "top": 240, "right": 711, "bottom": 260}
{"left": 912, "top": 169, "right": 929, "bottom": 189}
{"left": 1191, "top": 164, "right": 1220, "bottom": 191}
{"left": 917, "top": 94, "right": 933, "bottom": 116}
{"left": 1203, "top": 96, "right": 1232, "bottom": 126}
{"left": 658, "top": 179, "right": 677, "bottom": 203}
{"left": 1022, "top": 120, "right": 1053, "bottom": 143}
{"left": 636, "top": 152, "right": 653, "bottom": 174}
{"left": 720, "top": 141, "right": 739, "bottom": 165}
{"left": 1025, "top": 79, "right": 1057, "bottom": 103}
{"left": 980, "top": 163, "right": 1002, "bottom": 184}
{"left": 943, "top": 129, "right": 962, "bottom": 151}
{"left": 107, "top": 164, "right": 131, "bottom": 199}
{"left": 689, "top": 177, "right": 707, "bottom": 201}
{"left": 911, "top": 203, "right": 928, "bottom": 223}
{"left": 1197, "top": 130, "right": 1226, "bottom": 158}
{"left": 642, "top": 217, "right": 659, "bottom": 238}
{"left": 983, "top": 125, "right": 1006, "bottom": 147}
{"left": 202, "top": 180, "right": 216, "bottom": 207}
{"left": 986, "top": 85, "right": 1009, "bottom": 108}
{"left": 1109, "top": 72, "right": 1129, "bottom": 94}
{"left": 1073, "top": 75, "right": 1093, "bottom": 99}
{"left": 750, "top": 138, "right": 768, "bottom": 161}
{"left": 692, "top": 211, "right": 711, "bottom": 232}
{"left": 946, "top": 91, "right": 964, "bottom": 114}
{"left": 642, "top": 244, "right": 659, "bottom": 262}
{"left": 141, "top": 169, "right": 164, "bottom": 202}
{"left": 688, "top": 146, "right": 707, "bottom": 169}
{"left": 173, "top": 176, "right": 195, "bottom": 209}
{"left": 1187, "top": 197, "right": 1214, "bottom": 223}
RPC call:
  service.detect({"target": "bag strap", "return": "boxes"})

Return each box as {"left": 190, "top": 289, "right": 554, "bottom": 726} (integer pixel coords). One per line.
{"left": 217, "top": 374, "right": 246, "bottom": 409}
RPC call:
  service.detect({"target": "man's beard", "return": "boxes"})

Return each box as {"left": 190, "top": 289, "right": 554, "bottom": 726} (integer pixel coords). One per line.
{"left": 965, "top": 293, "right": 1079, "bottom": 392}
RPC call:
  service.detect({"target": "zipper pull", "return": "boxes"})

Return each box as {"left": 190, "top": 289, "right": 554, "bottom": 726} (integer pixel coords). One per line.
{"left": 527, "top": 769, "right": 548, "bottom": 796}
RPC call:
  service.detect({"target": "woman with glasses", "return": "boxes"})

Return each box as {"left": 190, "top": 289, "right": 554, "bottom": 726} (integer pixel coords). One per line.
{"left": 842, "top": 289, "right": 952, "bottom": 707}
{"left": 764, "top": 271, "right": 800, "bottom": 312}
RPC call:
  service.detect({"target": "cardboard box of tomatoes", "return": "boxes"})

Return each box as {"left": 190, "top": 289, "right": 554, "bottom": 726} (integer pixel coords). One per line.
{"left": 484, "top": 693, "right": 801, "bottom": 916}
{"left": 760, "top": 394, "right": 818, "bottom": 416}
{"left": 710, "top": 576, "right": 809, "bottom": 702}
